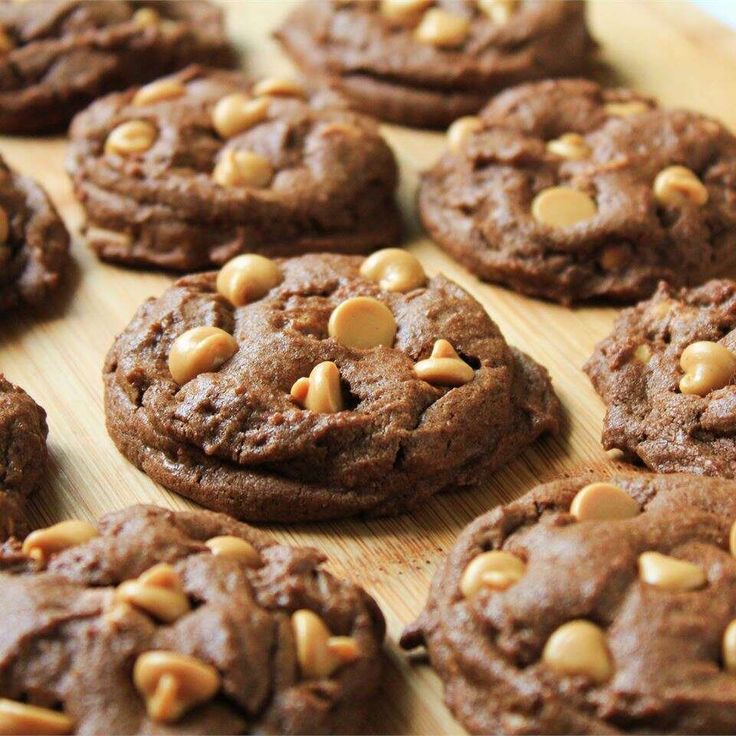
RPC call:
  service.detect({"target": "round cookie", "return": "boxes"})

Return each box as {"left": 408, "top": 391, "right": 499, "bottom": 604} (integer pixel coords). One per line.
{"left": 103, "top": 251, "right": 561, "bottom": 521}
{"left": 0, "top": 504, "right": 385, "bottom": 734}
{"left": 401, "top": 472, "right": 736, "bottom": 734}
{"left": 419, "top": 78, "right": 736, "bottom": 304}
{"left": 0, "top": 1, "right": 236, "bottom": 134}
{"left": 67, "top": 66, "right": 403, "bottom": 270}
{"left": 0, "top": 377, "right": 48, "bottom": 541}
{"left": 275, "top": 0, "right": 594, "bottom": 129}
{"left": 0, "top": 155, "right": 70, "bottom": 310}
{"left": 584, "top": 279, "right": 736, "bottom": 477}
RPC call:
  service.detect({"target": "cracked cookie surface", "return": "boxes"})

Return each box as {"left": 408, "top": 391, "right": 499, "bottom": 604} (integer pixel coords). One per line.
{"left": 67, "top": 66, "right": 402, "bottom": 271}
{"left": 419, "top": 78, "right": 736, "bottom": 304}
{"left": 104, "top": 252, "right": 561, "bottom": 521}
{"left": 0, "top": 504, "right": 385, "bottom": 734}
{"left": 401, "top": 472, "right": 736, "bottom": 734}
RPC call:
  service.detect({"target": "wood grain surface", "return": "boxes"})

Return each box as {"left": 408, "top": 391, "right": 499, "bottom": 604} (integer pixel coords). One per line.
{"left": 2, "top": 2, "right": 735, "bottom": 733}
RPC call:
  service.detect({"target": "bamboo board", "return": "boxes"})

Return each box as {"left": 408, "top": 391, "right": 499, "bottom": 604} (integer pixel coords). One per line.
{"left": 2, "top": 2, "right": 736, "bottom": 733}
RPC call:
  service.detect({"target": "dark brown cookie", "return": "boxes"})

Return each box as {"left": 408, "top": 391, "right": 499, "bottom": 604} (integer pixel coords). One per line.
{"left": 275, "top": 0, "right": 593, "bottom": 129}
{"left": 0, "top": 376, "right": 48, "bottom": 541}
{"left": 0, "top": 1, "right": 236, "bottom": 134}
{"left": 0, "top": 504, "right": 385, "bottom": 734}
{"left": 584, "top": 279, "right": 736, "bottom": 477}
{"left": 419, "top": 78, "right": 736, "bottom": 304}
{"left": 103, "top": 251, "right": 561, "bottom": 521}
{"left": 401, "top": 471, "right": 736, "bottom": 734}
{"left": 67, "top": 65, "right": 403, "bottom": 271}
{"left": 0, "top": 155, "right": 70, "bottom": 310}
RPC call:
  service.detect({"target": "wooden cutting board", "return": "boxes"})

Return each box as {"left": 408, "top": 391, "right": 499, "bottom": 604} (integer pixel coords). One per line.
{"left": 2, "top": 2, "right": 735, "bottom": 733}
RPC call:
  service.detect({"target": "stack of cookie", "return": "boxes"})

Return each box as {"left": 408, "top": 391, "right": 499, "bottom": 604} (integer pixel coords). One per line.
{"left": 3, "top": 1, "right": 736, "bottom": 734}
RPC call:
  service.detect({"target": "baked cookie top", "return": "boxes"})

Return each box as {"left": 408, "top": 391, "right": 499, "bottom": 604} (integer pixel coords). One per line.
{"left": 0, "top": 156, "right": 70, "bottom": 311}
{"left": 0, "top": 377, "right": 48, "bottom": 541}
{"left": 419, "top": 78, "right": 736, "bottom": 303}
{"left": 0, "top": 504, "right": 385, "bottom": 734}
{"left": 104, "top": 251, "right": 561, "bottom": 521}
{"left": 401, "top": 472, "right": 736, "bottom": 734}
{"left": 585, "top": 279, "right": 736, "bottom": 477}
{"left": 275, "top": 0, "right": 593, "bottom": 128}
{"left": 0, "top": 1, "right": 236, "bottom": 133}
{"left": 67, "top": 66, "right": 402, "bottom": 271}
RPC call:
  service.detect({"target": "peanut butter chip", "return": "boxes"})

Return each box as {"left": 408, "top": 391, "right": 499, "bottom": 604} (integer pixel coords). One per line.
{"left": 599, "top": 244, "right": 629, "bottom": 271}
{"left": 205, "top": 536, "right": 262, "bottom": 567}
{"left": 414, "top": 8, "right": 470, "bottom": 47}
{"left": 723, "top": 620, "right": 736, "bottom": 673}
{"left": 447, "top": 116, "right": 482, "bottom": 152}
{"left": 633, "top": 344, "right": 652, "bottom": 364}
{"left": 116, "top": 563, "right": 191, "bottom": 623}
{"left": 133, "top": 651, "right": 220, "bottom": 723}
{"left": 679, "top": 340, "right": 736, "bottom": 396}
{"left": 291, "top": 361, "right": 344, "bottom": 413}
{"left": 252, "top": 77, "right": 305, "bottom": 98}
{"left": 531, "top": 186, "right": 597, "bottom": 227}
{"left": 380, "top": 0, "right": 432, "bottom": 22}
{"left": 212, "top": 149, "right": 273, "bottom": 188}
{"left": 653, "top": 165, "right": 708, "bottom": 207}
{"left": 133, "top": 77, "right": 185, "bottom": 106}
{"left": 22, "top": 520, "right": 99, "bottom": 564}
{"left": 460, "top": 551, "right": 526, "bottom": 598}
{"left": 216, "top": 253, "right": 283, "bottom": 306}
{"left": 0, "top": 26, "right": 14, "bottom": 53}
{"left": 638, "top": 551, "right": 706, "bottom": 592}
{"left": 0, "top": 207, "right": 8, "bottom": 245}
{"left": 328, "top": 296, "right": 397, "bottom": 349}
{"left": 291, "top": 609, "right": 360, "bottom": 679}
{"left": 105, "top": 120, "right": 157, "bottom": 156}
{"left": 730, "top": 519, "right": 736, "bottom": 557}
{"left": 546, "top": 132, "right": 591, "bottom": 161}
{"left": 168, "top": 326, "right": 238, "bottom": 385}
{"left": 604, "top": 100, "right": 649, "bottom": 117}
{"left": 542, "top": 620, "right": 613, "bottom": 684}
{"left": 212, "top": 93, "right": 270, "bottom": 138}
{"left": 414, "top": 339, "right": 475, "bottom": 386}
{"left": 132, "top": 7, "right": 159, "bottom": 27}
{"left": 0, "top": 699, "right": 73, "bottom": 735}
{"left": 569, "top": 482, "right": 640, "bottom": 521}
{"left": 477, "top": 0, "right": 519, "bottom": 24}
{"left": 359, "top": 248, "right": 426, "bottom": 292}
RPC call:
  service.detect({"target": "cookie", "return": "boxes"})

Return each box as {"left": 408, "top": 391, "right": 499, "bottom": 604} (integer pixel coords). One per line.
{"left": 103, "top": 251, "right": 561, "bottom": 521}
{"left": 0, "top": 1, "right": 236, "bottom": 134}
{"left": 67, "top": 66, "right": 403, "bottom": 271}
{"left": 0, "top": 155, "right": 70, "bottom": 310}
{"left": 0, "top": 504, "right": 385, "bottom": 734}
{"left": 419, "top": 78, "right": 736, "bottom": 304}
{"left": 274, "top": 0, "right": 594, "bottom": 129}
{"left": 584, "top": 279, "right": 736, "bottom": 477}
{"left": 0, "top": 377, "right": 48, "bottom": 541}
{"left": 401, "top": 471, "right": 736, "bottom": 734}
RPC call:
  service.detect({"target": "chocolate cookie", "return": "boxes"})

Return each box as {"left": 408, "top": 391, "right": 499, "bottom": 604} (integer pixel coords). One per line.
{"left": 0, "top": 1, "right": 236, "bottom": 134}
{"left": 0, "top": 377, "right": 48, "bottom": 541}
{"left": 419, "top": 78, "right": 736, "bottom": 304}
{"left": 104, "top": 251, "right": 561, "bottom": 521}
{"left": 0, "top": 155, "right": 70, "bottom": 310}
{"left": 275, "top": 0, "right": 593, "bottom": 129}
{"left": 0, "top": 504, "right": 385, "bottom": 734}
{"left": 401, "top": 471, "right": 736, "bottom": 734}
{"left": 584, "top": 279, "right": 736, "bottom": 477}
{"left": 67, "top": 66, "right": 402, "bottom": 270}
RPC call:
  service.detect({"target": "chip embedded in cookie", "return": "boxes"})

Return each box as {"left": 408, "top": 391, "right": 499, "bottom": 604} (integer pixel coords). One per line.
{"left": 401, "top": 472, "right": 736, "bottom": 734}
{"left": 0, "top": 377, "right": 48, "bottom": 541}
{"left": 585, "top": 279, "right": 736, "bottom": 477}
{"left": 0, "top": 1, "right": 237, "bottom": 134}
{"left": 275, "top": 0, "right": 594, "bottom": 128}
{"left": 419, "top": 78, "right": 736, "bottom": 303}
{"left": 103, "top": 251, "right": 561, "bottom": 521}
{"left": 0, "top": 505, "right": 385, "bottom": 734}
{"left": 67, "top": 66, "right": 403, "bottom": 271}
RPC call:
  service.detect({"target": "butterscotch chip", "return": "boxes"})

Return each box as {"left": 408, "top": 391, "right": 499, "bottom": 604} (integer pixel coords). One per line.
{"left": 542, "top": 620, "right": 612, "bottom": 684}
{"left": 212, "top": 93, "right": 269, "bottom": 138}
{"left": 205, "top": 535, "right": 261, "bottom": 566}
{"left": 478, "top": 0, "right": 519, "bottom": 24}
{"left": 0, "top": 699, "right": 73, "bottom": 735}
{"left": 216, "top": 253, "right": 282, "bottom": 306}
{"left": 459, "top": 550, "right": 525, "bottom": 597}
{"left": 414, "top": 339, "right": 474, "bottom": 386}
{"left": 679, "top": 340, "right": 736, "bottom": 396}
{"left": 290, "top": 361, "right": 345, "bottom": 413}
{"left": 116, "top": 563, "right": 190, "bottom": 623}
{"left": 447, "top": 116, "right": 482, "bottom": 153}
{"left": 569, "top": 482, "right": 640, "bottom": 521}
{"left": 638, "top": 551, "right": 706, "bottom": 592}
{"left": 104, "top": 120, "right": 157, "bottom": 156}
{"left": 22, "top": 520, "right": 98, "bottom": 564}
{"left": 380, "top": 0, "right": 432, "bottom": 22}
{"left": 654, "top": 165, "right": 708, "bottom": 207}
{"left": 598, "top": 244, "right": 629, "bottom": 271}
{"left": 212, "top": 149, "right": 274, "bottom": 188}
{"left": 0, "top": 206, "right": 8, "bottom": 245}
{"left": 359, "top": 248, "right": 426, "bottom": 292}
{"left": 0, "top": 27, "right": 14, "bottom": 54}
{"left": 730, "top": 519, "right": 736, "bottom": 556}
{"left": 252, "top": 77, "right": 305, "bottom": 98}
{"left": 132, "top": 7, "right": 160, "bottom": 27}
{"left": 633, "top": 343, "right": 652, "bottom": 364}
{"left": 546, "top": 132, "right": 590, "bottom": 160}
{"left": 723, "top": 620, "right": 736, "bottom": 673}
{"left": 531, "top": 186, "right": 596, "bottom": 227}
{"left": 167, "top": 326, "right": 238, "bottom": 385}
{"left": 328, "top": 296, "right": 397, "bottom": 349}
{"left": 414, "top": 8, "right": 470, "bottom": 47}
{"left": 133, "top": 77, "right": 186, "bottom": 106}
{"left": 604, "top": 100, "right": 650, "bottom": 117}
{"left": 291, "top": 609, "right": 360, "bottom": 679}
